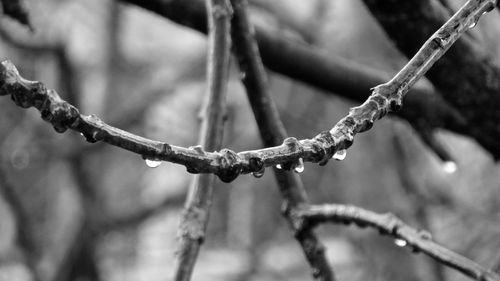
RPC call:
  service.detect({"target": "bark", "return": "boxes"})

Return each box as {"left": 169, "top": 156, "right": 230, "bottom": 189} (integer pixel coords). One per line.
{"left": 363, "top": 0, "right": 500, "bottom": 158}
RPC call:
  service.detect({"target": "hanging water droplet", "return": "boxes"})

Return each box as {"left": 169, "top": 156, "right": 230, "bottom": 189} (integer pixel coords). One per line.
{"left": 252, "top": 169, "right": 265, "bottom": 178}
{"left": 394, "top": 238, "right": 407, "bottom": 247}
{"left": 332, "top": 149, "right": 347, "bottom": 161}
{"left": 294, "top": 158, "right": 304, "bottom": 174}
{"left": 469, "top": 21, "right": 477, "bottom": 29}
{"left": 145, "top": 159, "right": 162, "bottom": 168}
{"left": 80, "top": 132, "right": 85, "bottom": 138}
{"left": 276, "top": 164, "right": 282, "bottom": 170}
{"left": 442, "top": 161, "right": 457, "bottom": 174}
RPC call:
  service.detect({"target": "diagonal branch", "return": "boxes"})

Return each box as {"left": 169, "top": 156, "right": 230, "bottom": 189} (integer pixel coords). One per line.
{"left": 298, "top": 204, "right": 500, "bottom": 281}
{"left": 0, "top": 0, "right": 494, "bottom": 183}
{"left": 230, "top": 0, "right": 334, "bottom": 280}
{"left": 173, "top": 0, "right": 232, "bottom": 280}
{"left": 363, "top": 0, "right": 500, "bottom": 158}
{"left": 118, "top": 0, "right": 469, "bottom": 141}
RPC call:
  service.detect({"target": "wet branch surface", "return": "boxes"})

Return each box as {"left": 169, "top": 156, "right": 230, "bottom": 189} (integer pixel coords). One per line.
{"left": 363, "top": 0, "right": 500, "bottom": 158}
{"left": 173, "top": 0, "right": 232, "bottom": 280}
{"left": 118, "top": 0, "right": 470, "bottom": 146}
{"left": 299, "top": 204, "right": 500, "bottom": 281}
{"left": 230, "top": 0, "right": 334, "bottom": 279}
{"left": 0, "top": 0, "right": 493, "bottom": 183}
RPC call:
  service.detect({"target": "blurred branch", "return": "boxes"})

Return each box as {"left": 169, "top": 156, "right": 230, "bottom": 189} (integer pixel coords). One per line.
{"left": 0, "top": 0, "right": 492, "bottom": 182}
{"left": 174, "top": 0, "right": 232, "bottom": 280}
{"left": 230, "top": 0, "right": 334, "bottom": 280}
{"left": 98, "top": 192, "right": 185, "bottom": 234}
{"left": 0, "top": 0, "right": 32, "bottom": 29}
{"left": 0, "top": 168, "right": 40, "bottom": 281}
{"left": 299, "top": 204, "right": 500, "bottom": 281}
{"left": 363, "top": 0, "right": 500, "bottom": 159}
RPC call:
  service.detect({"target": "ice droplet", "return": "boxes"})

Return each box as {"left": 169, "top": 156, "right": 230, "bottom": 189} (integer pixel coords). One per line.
{"left": 332, "top": 149, "right": 347, "bottom": 161}
{"left": 252, "top": 169, "right": 264, "bottom": 178}
{"left": 442, "top": 161, "right": 457, "bottom": 174}
{"left": 394, "top": 238, "right": 407, "bottom": 247}
{"left": 294, "top": 158, "right": 304, "bottom": 174}
{"left": 145, "top": 159, "right": 162, "bottom": 168}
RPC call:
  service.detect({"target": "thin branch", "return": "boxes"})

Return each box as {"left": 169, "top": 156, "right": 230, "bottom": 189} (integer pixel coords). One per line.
{"left": 230, "top": 0, "right": 334, "bottom": 280}
{"left": 118, "top": 0, "right": 470, "bottom": 141}
{"left": 363, "top": 0, "right": 500, "bottom": 158}
{"left": 174, "top": 0, "right": 232, "bottom": 280}
{"left": 0, "top": 0, "right": 493, "bottom": 183}
{"left": 298, "top": 204, "right": 500, "bottom": 281}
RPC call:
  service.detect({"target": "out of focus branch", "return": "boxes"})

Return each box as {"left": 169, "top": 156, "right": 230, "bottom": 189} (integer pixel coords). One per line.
{"left": 0, "top": 0, "right": 32, "bottom": 29}
{"left": 299, "top": 204, "right": 500, "bottom": 281}
{"left": 98, "top": 192, "right": 185, "bottom": 234}
{"left": 230, "top": 0, "right": 334, "bottom": 280}
{"left": 174, "top": 0, "right": 232, "bottom": 280}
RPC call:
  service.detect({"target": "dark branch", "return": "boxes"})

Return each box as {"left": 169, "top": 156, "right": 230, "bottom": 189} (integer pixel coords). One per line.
{"left": 230, "top": 0, "right": 335, "bottom": 279}
{"left": 299, "top": 204, "right": 500, "bottom": 281}
{"left": 174, "top": 0, "right": 232, "bottom": 280}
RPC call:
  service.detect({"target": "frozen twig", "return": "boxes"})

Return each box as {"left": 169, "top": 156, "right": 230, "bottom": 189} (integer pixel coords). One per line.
{"left": 230, "top": 0, "right": 334, "bottom": 280}
{"left": 0, "top": 0, "right": 493, "bottom": 182}
{"left": 299, "top": 204, "right": 500, "bottom": 281}
{"left": 119, "top": 0, "right": 470, "bottom": 143}
{"left": 173, "top": 0, "right": 232, "bottom": 280}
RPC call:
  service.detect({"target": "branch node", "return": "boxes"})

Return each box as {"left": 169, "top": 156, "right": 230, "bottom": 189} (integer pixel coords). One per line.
{"left": 216, "top": 148, "right": 242, "bottom": 183}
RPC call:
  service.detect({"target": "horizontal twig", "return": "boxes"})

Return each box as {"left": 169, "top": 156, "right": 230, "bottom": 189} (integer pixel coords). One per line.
{"left": 0, "top": 0, "right": 493, "bottom": 182}
{"left": 298, "top": 204, "right": 500, "bottom": 281}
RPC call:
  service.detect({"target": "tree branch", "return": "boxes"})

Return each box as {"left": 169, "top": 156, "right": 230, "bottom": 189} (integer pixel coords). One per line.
{"left": 230, "top": 0, "right": 334, "bottom": 280}
{"left": 118, "top": 0, "right": 469, "bottom": 141}
{"left": 174, "top": 0, "right": 232, "bottom": 280}
{"left": 298, "top": 204, "right": 500, "bottom": 281}
{"left": 363, "top": 0, "right": 500, "bottom": 158}
{"left": 0, "top": 0, "right": 493, "bottom": 182}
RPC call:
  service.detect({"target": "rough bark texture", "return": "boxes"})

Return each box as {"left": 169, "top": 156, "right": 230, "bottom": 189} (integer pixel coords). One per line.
{"left": 363, "top": 0, "right": 500, "bottom": 158}
{"left": 118, "top": 0, "right": 470, "bottom": 141}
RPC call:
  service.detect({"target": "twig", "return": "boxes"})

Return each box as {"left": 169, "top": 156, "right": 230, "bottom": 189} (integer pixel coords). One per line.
{"left": 298, "top": 204, "right": 500, "bottom": 281}
{"left": 230, "top": 0, "right": 334, "bottom": 280}
{"left": 0, "top": 0, "right": 493, "bottom": 182}
{"left": 119, "top": 0, "right": 470, "bottom": 143}
{"left": 173, "top": 0, "right": 232, "bottom": 280}
{"left": 98, "top": 192, "right": 185, "bottom": 234}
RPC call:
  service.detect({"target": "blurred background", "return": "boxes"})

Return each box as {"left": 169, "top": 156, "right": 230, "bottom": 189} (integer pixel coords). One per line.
{"left": 1, "top": 0, "right": 500, "bottom": 280}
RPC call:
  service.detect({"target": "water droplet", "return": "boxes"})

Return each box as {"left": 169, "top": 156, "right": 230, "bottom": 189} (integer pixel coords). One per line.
{"left": 442, "top": 161, "right": 457, "bottom": 174}
{"left": 332, "top": 149, "right": 347, "bottom": 161}
{"left": 145, "top": 159, "right": 162, "bottom": 168}
{"left": 394, "top": 238, "right": 407, "bottom": 247}
{"left": 239, "top": 71, "right": 246, "bottom": 79}
{"left": 294, "top": 158, "right": 304, "bottom": 174}
{"left": 276, "top": 164, "right": 282, "bottom": 170}
{"left": 469, "top": 21, "right": 477, "bottom": 29}
{"left": 252, "top": 169, "right": 265, "bottom": 178}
